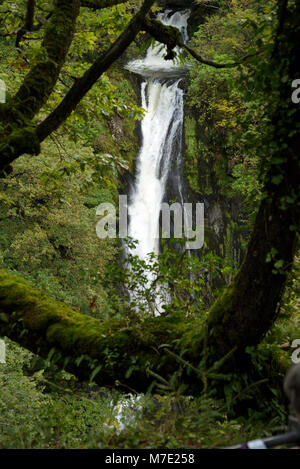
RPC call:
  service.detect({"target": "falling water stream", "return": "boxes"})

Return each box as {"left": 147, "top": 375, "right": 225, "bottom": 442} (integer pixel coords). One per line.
{"left": 125, "top": 9, "right": 190, "bottom": 314}
{"left": 106, "top": 10, "right": 191, "bottom": 431}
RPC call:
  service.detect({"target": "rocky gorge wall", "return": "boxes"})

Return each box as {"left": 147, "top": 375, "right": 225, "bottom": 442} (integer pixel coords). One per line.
{"left": 162, "top": 2, "right": 248, "bottom": 296}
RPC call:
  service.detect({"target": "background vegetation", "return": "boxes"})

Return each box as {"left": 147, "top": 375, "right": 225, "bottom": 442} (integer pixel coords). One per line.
{"left": 0, "top": 0, "right": 299, "bottom": 448}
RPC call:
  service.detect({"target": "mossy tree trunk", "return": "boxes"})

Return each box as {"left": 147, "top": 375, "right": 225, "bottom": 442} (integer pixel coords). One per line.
{"left": 4, "top": 0, "right": 81, "bottom": 127}
{"left": 205, "top": 0, "right": 300, "bottom": 362}
{"left": 0, "top": 0, "right": 155, "bottom": 171}
{"left": 0, "top": 269, "right": 204, "bottom": 392}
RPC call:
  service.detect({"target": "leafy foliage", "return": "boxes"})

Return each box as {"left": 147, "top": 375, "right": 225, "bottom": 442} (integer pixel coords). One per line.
{"left": 0, "top": 338, "right": 284, "bottom": 449}
{"left": 186, "top": 0, "right": 278, "bottom": 216}
{"left": 0, "top": 0, "right": 299, "bottom": 450}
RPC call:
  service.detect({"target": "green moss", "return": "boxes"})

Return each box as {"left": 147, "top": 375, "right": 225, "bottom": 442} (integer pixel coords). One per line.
{"left": 184, "top": 117, "right": 200, "bottom": 193}
{"left": 0, "top": 126, "right": 40, "bottom": 168}
{"left": 7, "top": 0, "right": 80, "bottom": 125}
{"left": 0, "top": 268, "right": 203, "bottom": 391}
{"left": 144, "top": 18, "right": 182, "bottom": 53}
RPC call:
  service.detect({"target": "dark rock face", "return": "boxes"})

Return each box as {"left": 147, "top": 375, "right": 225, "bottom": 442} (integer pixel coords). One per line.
{"left": 181, "top": 105, "right": 247, "bottom": 295}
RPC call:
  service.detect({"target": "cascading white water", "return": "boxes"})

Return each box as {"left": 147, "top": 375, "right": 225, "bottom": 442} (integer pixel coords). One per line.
{"left": 127, "top": 9, "right": 190, "bottom": 78}
{"left": 128, "top": 80, "right": 184, "bottom": 260}
{"left": 105, "top": 10, "right": 191, "bottom": 436}
{"left": 126, "top": 9, "right": 190, "bottom": 313}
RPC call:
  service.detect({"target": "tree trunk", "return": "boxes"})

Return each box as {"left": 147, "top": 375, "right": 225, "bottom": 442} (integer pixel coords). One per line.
{"left": 205, "top": 0, "right": 300, "bottom": 361}
{"left": 2, "top": 0, "right": 80, "bottom": 127}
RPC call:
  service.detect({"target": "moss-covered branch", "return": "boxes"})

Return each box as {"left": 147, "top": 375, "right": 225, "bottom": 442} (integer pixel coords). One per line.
{"left": 181, "top": 43, "right": 260, "bottom": 68}
{"left": 2, "top": 0, "right": 80, "bottom": 127}
{"left": 143, "top": 17, "right": 260, "bottom": 67}
{"left": 0, "top": 268, "right": 201, "bottom": 391}
{"left": 0, "top": 127, "right": 40, "bottom": 168}
{"left": 142, "top": 16, "right": 182, "bottom": 59}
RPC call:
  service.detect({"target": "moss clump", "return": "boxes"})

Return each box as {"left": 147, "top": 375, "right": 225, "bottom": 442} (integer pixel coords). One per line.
{"left": 0, "top": 126, "right": 40, "bottom": 168}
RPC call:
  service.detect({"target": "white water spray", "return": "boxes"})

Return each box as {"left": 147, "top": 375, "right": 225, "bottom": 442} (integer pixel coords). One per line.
{"left": 126, "top": 9, "right": 190, "bottom": 313}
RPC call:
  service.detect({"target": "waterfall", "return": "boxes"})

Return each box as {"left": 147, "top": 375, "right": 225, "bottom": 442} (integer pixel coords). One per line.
{"left": 125, "top": 9, "right": 190, "bottom": 314}
{"left": 104, "top": 9, "right": 191, "bottom": 437}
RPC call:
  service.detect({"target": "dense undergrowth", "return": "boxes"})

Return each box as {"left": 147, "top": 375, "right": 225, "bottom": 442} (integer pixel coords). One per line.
{"left": 0, "top": 337, "right": 288, "bottom": 449}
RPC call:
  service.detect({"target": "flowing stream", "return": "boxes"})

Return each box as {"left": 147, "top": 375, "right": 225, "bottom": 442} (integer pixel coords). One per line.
{"left": 125, "top": 9, "right": 190, "bottom": 313}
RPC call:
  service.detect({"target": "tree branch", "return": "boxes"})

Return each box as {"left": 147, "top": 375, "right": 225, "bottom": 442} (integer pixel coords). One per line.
{"left": 142, "top": 16, "right": 181, "bottom": 57}
{"left": 142, "top": 17, "right": 260, "bottom": 68}
{"left": 0, "top": 268, "right": 198, "bottom": 392}
{"left": 25, "top": 0, "right": 35, "bottom": 30}
{"left": 0, "top": 127, "right": 40, "bottom": 170}
{"left": 182, "top": 42, "right": 260, "bottom": 69}
{"left": 16, "top": 1, "right": 52, "bottom": 49}
{"left": 37, "top": 0, "right": 155, "bottom": 142}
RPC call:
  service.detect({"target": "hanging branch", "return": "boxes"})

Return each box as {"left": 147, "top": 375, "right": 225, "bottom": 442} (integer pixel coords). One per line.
{"left": 142, "top": 17, "right": 261, "bottom": 69}
{"left": 181, "top": 43, "right": 260, "bottom": 69}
